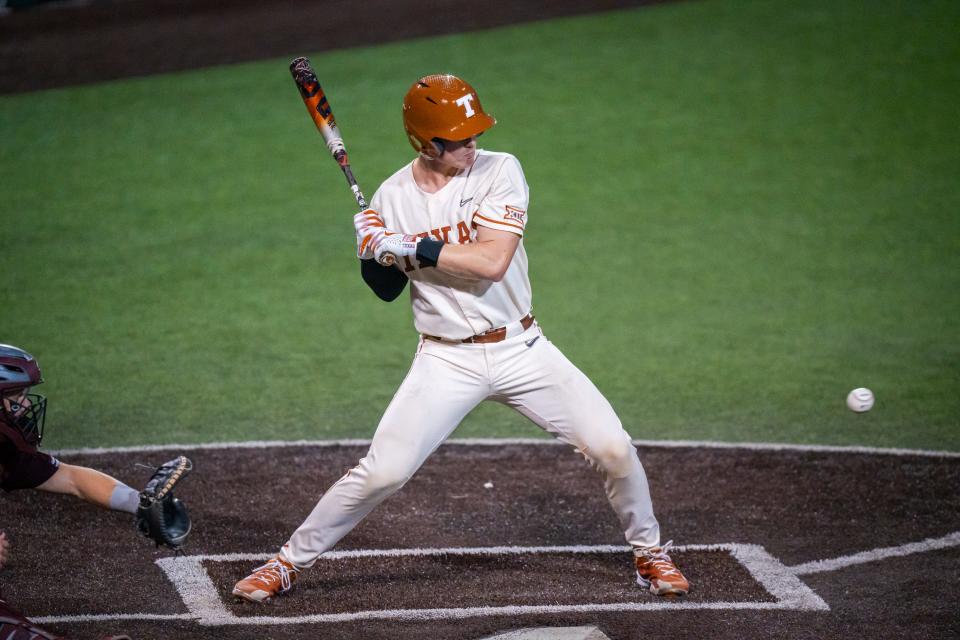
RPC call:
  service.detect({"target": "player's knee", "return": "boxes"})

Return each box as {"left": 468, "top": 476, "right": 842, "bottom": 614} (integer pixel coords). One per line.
{"left": 591, "top": 436, "right": 637, "bottom": 479}
{"left": 364, "top": 462, "right": 414, "bottom": 498}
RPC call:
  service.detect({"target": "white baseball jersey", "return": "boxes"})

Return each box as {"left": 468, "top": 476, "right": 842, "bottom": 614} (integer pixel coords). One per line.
{"left": 370, "top": 150, "right": 531, "bottom": 339}
{"left": 280, "top": 149, "right": 664, "bottom": 571}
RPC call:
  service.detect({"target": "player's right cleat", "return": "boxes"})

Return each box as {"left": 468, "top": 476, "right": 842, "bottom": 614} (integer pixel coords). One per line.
{"left": 232, "top": 555, "right": 300, "bottom": 602}
{"left": 635, "top": 540, "right": 689, "bottom": 596}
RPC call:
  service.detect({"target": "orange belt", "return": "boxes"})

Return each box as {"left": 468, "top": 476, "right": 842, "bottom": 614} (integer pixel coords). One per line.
{"left": 423, "top": 314, "right": 535, "bottom": 345}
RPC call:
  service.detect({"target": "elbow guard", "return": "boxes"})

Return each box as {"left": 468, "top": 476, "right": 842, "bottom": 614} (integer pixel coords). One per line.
{"left": 360, "top": 259, "right": 409, "bottom": 301}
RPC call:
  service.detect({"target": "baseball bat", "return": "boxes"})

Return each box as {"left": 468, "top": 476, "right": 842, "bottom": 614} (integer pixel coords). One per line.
{"left": 289, "top": 57, "right": 399, "bottom": 266}
{"left": 289, "top": 57, "right": 368, "bottom": 211}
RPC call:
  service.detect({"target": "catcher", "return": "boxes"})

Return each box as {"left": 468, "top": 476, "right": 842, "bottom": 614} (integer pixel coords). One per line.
{"left": 0, "top": 343, "right": 192, "bottom": 549}
{"left": 1, "top": 343, "right": 190, "bottom": 635}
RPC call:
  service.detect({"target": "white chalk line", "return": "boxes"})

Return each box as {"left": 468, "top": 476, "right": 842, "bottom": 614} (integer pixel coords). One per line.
{"left": 38, "top": 544, "right": 817, "bottom": 625}
{"left": 194, "top": 543, "right": 633, "bottom": 563}
{"left": 48, "top": 437, "right": 960, "bottom": 459}
{"left": 152, "top": 542, "right": 827, "bottom": 626}
{"left": 788, "top": 530, "right": 960, "bottom": 576}
{"left": 34, "top": 531, "right": 960, "bottom": 626}
{"left": 191, "top": 602, "right": 811, "bottom": 626}
{"left": 32, "top": 613, "right": 195, "bottom": 624}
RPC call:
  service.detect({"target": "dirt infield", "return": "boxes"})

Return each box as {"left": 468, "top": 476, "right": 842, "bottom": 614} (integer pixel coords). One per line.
{"left": 4, "top": 3, "right": 958, "bottom": 637}
{"left": 1, "top": 442, "right": 958, "bottom": 639}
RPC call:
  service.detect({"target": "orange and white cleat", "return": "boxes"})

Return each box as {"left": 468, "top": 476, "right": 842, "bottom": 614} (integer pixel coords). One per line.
{"left": 232, "top": 555, "right": 300, "bottom": 602}
{"left": 635, "top": 540, "right": 690, "bottom": 596}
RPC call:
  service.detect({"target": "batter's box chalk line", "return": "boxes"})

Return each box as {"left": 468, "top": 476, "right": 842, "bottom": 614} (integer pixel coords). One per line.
{"left": 33, "top": 531, "right": 960, "bottom": 626}
{"left": 51, "top": 437, "right": 960, "bottom": 459}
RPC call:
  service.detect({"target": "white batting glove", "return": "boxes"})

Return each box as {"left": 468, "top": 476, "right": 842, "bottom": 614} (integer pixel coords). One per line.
{"left": 372, "top": 231, "right": 420, "bottom": 267}
{"left": 353, "top": 209, "right": 386, "bottom": 260}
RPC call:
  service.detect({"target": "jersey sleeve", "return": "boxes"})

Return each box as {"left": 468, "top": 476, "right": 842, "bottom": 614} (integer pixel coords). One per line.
{"left": 0, "top": 445, "right": 60, "bottom": 492}
{"left": 473, "top": 155, "right": 529, "bottom": 237}
{"left": 369, "top": 188, "right": 387, "bottom": 224}
{"left": 372, "top": 185, "right": 402, "bottom": 227}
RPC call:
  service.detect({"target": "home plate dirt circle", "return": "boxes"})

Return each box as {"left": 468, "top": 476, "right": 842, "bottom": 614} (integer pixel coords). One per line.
{"left": 3, "top": 440, "right": 958, "bottom": 640}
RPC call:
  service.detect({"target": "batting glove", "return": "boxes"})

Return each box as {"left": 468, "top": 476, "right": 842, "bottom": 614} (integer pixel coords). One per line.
{"left": 354, "top": 209, "right": 386, "bottom": 260}
{"left": 372, "top": 231, "right": 420, "bottom": 267}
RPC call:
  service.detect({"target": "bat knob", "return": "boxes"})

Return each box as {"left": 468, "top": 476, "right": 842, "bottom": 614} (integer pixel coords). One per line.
{"left": 378, "top": 253, "right": 396, "bottom": 267}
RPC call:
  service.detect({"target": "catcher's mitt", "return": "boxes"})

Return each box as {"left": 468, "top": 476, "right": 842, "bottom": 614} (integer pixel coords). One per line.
{"left": 136, "top": 456, "right": 193, "bottom": 550}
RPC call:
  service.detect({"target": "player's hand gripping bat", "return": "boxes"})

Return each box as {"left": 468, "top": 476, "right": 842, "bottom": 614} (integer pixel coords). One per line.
{"left": 289, "top": 57, "right": 397, "bottom": 266}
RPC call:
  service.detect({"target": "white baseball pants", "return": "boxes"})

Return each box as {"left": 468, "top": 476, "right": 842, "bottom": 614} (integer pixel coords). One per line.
{"left": 282, "top": 322, "right": 660, "bottom": 568}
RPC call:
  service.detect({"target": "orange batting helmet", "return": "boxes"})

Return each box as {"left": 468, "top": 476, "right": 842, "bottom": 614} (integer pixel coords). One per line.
{"left": 402, "top": 74, "right": 496, "bottom": 157}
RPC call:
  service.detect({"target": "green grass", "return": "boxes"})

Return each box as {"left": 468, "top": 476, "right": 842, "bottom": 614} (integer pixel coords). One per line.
{"left": 1, "top": 0, "right": 958, "bottom": 450}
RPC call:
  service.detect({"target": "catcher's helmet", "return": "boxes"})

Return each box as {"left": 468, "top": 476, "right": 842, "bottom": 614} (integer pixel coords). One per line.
{"left": 402, "top": 74, "right": 496, "bottom": 157}
{"left": 0, "top": 344, "right": 47, "bottom": 448}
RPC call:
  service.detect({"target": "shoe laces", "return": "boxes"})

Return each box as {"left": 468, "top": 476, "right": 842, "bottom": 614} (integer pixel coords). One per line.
{"left": 253, "top": 558, "right": 297, "bottom": 591}
{"left": 638, "top": 540, "right": 681, "bottom": 577}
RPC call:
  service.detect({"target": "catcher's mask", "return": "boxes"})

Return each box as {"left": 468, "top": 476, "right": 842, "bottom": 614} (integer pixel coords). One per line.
{"left": 402, "top": 74, "right": 496, "bottom": 158}
{"left": 0, "top": 344, "right": 47, "bottom": 448}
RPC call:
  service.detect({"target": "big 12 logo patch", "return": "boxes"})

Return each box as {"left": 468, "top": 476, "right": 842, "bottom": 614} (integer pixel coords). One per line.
{"left": 505, "top": 205, "right": 526, "bottom": 226}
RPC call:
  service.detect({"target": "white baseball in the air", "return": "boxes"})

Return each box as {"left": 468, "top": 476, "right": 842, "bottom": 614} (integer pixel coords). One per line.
{"left": 846, "top": 387, "right": 875, "bottom": 412}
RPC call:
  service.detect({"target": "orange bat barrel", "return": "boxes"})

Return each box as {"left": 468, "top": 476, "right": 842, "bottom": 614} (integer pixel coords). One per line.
{"left": 290, "top": 57, "right": 349, "bottom": 167}
{"left": 289, "top": 56, "right": 367, "bottom": 209}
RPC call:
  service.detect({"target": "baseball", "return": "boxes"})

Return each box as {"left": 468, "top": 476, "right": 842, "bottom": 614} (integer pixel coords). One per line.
{"left": 846, "top": 388, "right": 875, "bottom": 412}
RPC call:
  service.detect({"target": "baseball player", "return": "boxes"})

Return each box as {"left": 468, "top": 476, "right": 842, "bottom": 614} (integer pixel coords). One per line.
{"left": 234, "top": 75, "right": 689, "bottom": 602}
{"left": 0, "top": 344, "right": 191, "bottom": 640}
{"left": 0, "top": 344, "right": 192, "bottom": 548}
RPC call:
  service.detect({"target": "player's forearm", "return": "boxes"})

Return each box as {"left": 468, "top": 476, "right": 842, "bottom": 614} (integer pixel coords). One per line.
{"left": 37, "top": 463, "right": 137, "bottom": 512}
{"left": 434, "top": 240, "right": 513, "bottom": 281}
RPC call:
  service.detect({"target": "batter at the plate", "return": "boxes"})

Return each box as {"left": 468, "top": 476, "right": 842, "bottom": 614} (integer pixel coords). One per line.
{"left": 234, "top": 74, "right": 690, "bottom": 602}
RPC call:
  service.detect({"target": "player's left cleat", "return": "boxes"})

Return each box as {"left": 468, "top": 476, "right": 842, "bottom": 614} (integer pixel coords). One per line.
{"left": 635, "top": 540, "right": 689, "bottom": 596}
{"left": 232, "top": 555, "right": 300, "bottom": 602}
